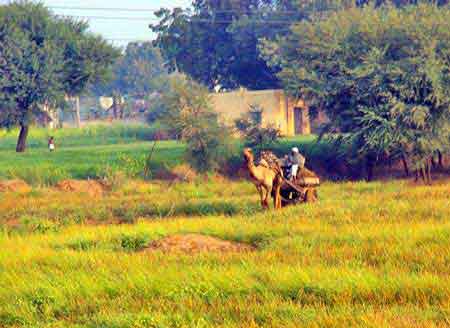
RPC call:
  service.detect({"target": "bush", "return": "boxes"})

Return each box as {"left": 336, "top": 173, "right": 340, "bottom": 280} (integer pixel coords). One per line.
{"left": 119, "top": 234, "right": 150, "bottom": 252}
{"left": 158, "top": 75, "right": 231, "bottom": 172}
{"left": 170, "top": 164, "right": 198, "bottom": 182}
{"left": 235, "top": 106, "right": 281, "bottom": 153}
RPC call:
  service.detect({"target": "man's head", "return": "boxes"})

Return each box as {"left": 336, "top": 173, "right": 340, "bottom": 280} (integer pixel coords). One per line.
{"left": 292, "top": 147, "right": 299, "bottom": 154}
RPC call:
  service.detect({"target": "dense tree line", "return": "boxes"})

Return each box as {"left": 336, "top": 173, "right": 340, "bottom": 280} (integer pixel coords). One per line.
{"left": 262, "top": 3, "right": 450, "bottom": 179}
{"left": 151, "top": 0, "right": 447, "bottom": 91}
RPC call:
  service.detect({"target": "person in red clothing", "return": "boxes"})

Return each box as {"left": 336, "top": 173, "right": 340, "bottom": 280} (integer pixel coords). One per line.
{"left": 48, "top": 136, "right": 55, "bottom": 152}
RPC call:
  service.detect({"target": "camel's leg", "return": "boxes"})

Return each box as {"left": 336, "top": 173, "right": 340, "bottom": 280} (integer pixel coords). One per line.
{"left": 273, "top": 183, "right": 281, "bottom": 209}
{"left": 276, "top": 178, "right": 282, "bottom": 209}
{"left": 256, "top": 185, "right": 265, "bottom": 208}
{"left": 263, "top": 186, "right": 270, "bottom": 209}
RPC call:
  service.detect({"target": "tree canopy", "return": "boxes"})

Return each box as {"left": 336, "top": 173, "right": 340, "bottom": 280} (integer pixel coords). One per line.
{"left": 262, "top": 3, "right": 450, "bottom": 179}
{"left": 92, "top": 42, "right": 167, "bottom": 98}
{"left": 151, "top": 0, "right": 309, "bottom": 90}
{"left": 0, "top": 1, "right": 119, "bottom": 151}
{"left": 150, "top": 0, "right": 445, "bottom": 91}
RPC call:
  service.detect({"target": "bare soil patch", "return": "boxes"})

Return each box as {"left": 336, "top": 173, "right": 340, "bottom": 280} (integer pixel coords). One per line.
{"left": 0, "top": 179, "right": 32, "bottom": 193}
{"left": 56, "top": 179, "right": 105, "bottom": 197}
{"left": 146, "top": 234, "right": 255, "bottom": 254}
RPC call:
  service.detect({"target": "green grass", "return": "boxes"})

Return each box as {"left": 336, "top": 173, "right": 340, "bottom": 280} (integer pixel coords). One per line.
{"left": 0, "top": 141, "right": 185, "bottom": 184}
{"left": 0, "top": 179, "right": 449, "bottom": 327}
{"left": 0, "top": 124, "right": 321, "bottom": 185}
{"left": 0, "top": 124, "right": 186, "bottom": 184}
{"left": 0, "top": 123, "right": 161, "bottom": 150}
{"left": 1, "top": 125, "right": 449, "bottom": 327}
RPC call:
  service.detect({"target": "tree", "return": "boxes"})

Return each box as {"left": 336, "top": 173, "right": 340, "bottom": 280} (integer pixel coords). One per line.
{"left": 158, "top": 75, "right": 230, "bottom": 172}
{"left": 91, "top": 42, "right": 167, "bottom": 119}
{"left": 93, "top": 42, "right": 166, "bottom": 96}
{"left": 262, "top": 3, "right": 450, "bottom": 180}
{"left": 151, "top": 0, "right": 446, "bottom": 91}
{"left": 151, "top": 0, "right": 309, "bottom": 90}
{"left": 0, "top": 1, "right": 118, "bottom": 151}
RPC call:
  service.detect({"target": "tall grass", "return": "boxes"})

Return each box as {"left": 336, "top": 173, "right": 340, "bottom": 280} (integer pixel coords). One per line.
{"left": 0, "top": 179, "right": 449, "bottom": 327}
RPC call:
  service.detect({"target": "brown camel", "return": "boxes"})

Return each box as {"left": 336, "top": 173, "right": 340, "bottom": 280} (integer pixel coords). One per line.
{"left": 243, "top": 148, "right": 282, "bottom": 209}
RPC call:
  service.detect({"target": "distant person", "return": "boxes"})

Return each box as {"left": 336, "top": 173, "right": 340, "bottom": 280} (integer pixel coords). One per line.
{"left": 288, "top": 147, "right": 305, "bottom": 180}
{"left": 48, "top": 136, "right": 55, "bottom": 152}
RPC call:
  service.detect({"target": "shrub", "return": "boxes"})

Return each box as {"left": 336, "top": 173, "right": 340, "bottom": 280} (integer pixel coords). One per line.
{"left": 170, "top": 164, "right": 198, "bottom": 182}
{"left": 235, "top": 105, "right": 281, "bottom": 153}
{"left": 119, "top": 234, "right": 150, "bottom": 252}
{"left": 100, "top": 168, "right": 127, "bottom": 191}
{"left": 158, "top": 75, "right": 231, "bottom": 172}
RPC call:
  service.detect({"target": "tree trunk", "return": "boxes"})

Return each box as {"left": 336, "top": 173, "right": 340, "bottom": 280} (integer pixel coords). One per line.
{"left": 366, "top": 154, "right": 376, "bottom": 182}
{"left": 437, "top": 150, "right": 444, "bottom": 169}
{"left": 401, "top": 155, "right": 410, "bottom": 177}
{"left": 113, "top": 100, "right": 118, "bottom": 120}
{"left": 74, "top": 96, "right": 81, "bottom": 128}
{"left": 16, "top": 124, "right": 29, "bottom": 153}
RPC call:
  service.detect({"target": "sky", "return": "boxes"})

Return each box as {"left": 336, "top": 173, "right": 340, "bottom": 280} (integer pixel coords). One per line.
{"left": 21, "top": 0, "right": 192, "bottom": 47}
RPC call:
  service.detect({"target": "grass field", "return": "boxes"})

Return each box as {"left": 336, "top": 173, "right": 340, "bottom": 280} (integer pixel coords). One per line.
{"left": 0, "top": 124, "right": 185, "bottom": 184}
{"left": 0, "top": 124, "right": 323, "bottom": 184}
{"left": 1, "top": 179, "right": 449, "bottom": 327}
{"left": 1, "top": 125, "right": 449, "bottom": 327}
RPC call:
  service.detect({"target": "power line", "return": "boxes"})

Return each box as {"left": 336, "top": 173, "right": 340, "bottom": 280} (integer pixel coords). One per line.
{"left": 56, "top": 14, "right": 296, "bottom": 25}
{"left": 49, "top": 6, "right": 165, "bottom": 13}
{"left": 47, "top": 5, "right": 301, "bottom": 15}
{"left": 56, "top": 15, "right": 161, "bottom": 21}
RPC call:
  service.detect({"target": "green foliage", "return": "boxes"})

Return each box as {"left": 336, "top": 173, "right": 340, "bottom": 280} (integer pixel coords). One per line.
{"left": 158, "top": 76, "right": 231, "bottom": 172}
{"left": 151, "top": 1, "right": 304, "bottom": 89}
{"left": 118, "top": 234, "right": 150, "bottom": 252}
{"left": 235, "top": 105, "right": 281, "bottom": 152}
{"left": 0, "top": 1, "right": 118, "bottom": 151}
{"left": 92, "top": 42, "right": 167, "bottom": 97}
{"left": 264, "top": 3, "right": 450, "bottom": 175}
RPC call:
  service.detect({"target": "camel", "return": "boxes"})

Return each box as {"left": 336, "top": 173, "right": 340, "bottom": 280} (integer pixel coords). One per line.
{"left": 243, "top": 148, "right": 282, "bottom": 209}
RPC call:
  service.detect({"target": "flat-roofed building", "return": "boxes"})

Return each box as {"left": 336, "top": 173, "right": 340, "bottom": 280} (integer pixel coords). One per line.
{"left": 210, "top": 89, "right": 316, "bottom": 136}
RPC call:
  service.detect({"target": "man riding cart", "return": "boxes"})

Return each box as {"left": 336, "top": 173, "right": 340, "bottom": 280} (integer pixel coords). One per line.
{"left": 261, "top": 147, "right": 320, "bottom": 206}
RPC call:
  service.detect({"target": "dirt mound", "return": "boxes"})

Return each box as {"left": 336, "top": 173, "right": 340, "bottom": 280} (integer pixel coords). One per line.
{"left": 0, "top": 180, "right": 32, "bottom": 193}
{"left": 56, "top": 179, "right": 105, "bottom": 197}
{"left": 146, "top": 234, "right": 254, "bottom": 254}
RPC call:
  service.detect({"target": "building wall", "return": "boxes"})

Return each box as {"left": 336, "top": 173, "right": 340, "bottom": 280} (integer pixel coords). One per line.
{"left": 210, "top": 89, "right": 311, "bottom": 136}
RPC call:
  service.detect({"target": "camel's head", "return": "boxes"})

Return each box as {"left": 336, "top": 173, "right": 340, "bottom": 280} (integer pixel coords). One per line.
{"left": 243, "top": 148, "right": 254, "bottom": 162}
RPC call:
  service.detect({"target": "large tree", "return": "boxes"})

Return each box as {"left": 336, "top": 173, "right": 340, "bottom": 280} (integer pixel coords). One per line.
{"left": 262, "top": 3, "right": 450, "bottom": 179}
{"left": 151, "top": 0, "right": 307, "bottom": 90}
{"left": 93, "top": 42, "right": 166, "bottom": 97}
{"left": 151, "top": 0, "right": 446, "bottom": 91}
{"left": 0, "top": 1, "right": 118, "bottom": 151}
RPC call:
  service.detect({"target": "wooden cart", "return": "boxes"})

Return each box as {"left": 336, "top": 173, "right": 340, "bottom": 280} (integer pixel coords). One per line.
{"left": 279, "top": 164, "right": 320, "bottom": 207}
